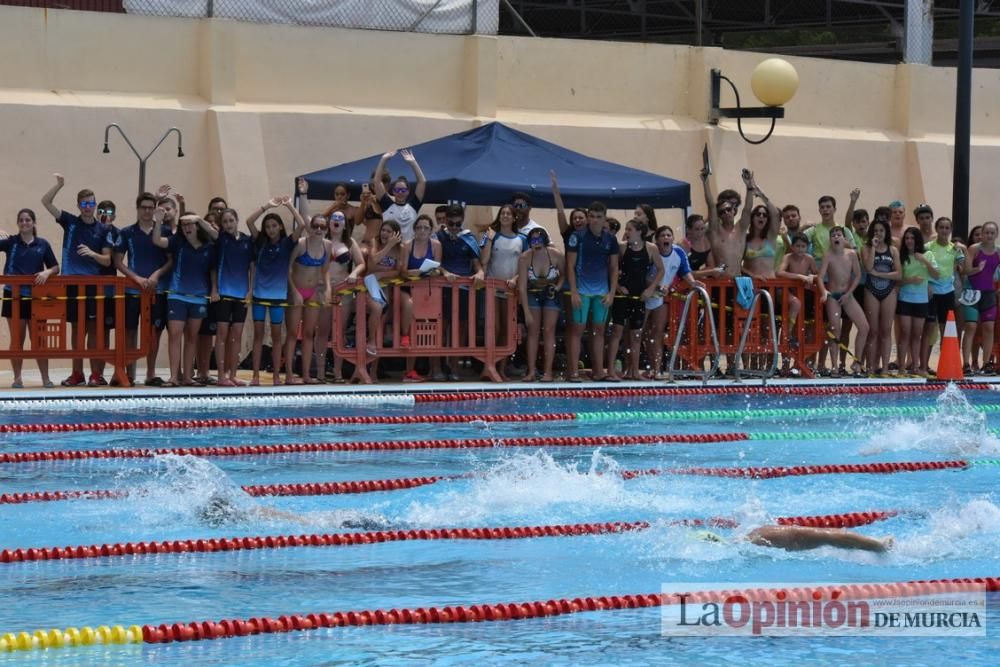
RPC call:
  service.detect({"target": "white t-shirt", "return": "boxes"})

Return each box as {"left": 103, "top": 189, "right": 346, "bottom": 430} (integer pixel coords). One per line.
{"left": 487, "top": 232, "right": 528, "bottom": 281}
{"left": 379, "top": 193, "right": 423, "bottom": 242}
{"left": 520, "top": 218, "right": 542, "bottom": 235}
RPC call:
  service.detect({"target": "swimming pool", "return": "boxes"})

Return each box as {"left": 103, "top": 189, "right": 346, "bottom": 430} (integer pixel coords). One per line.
{"left": 2, "top": 384, "right": 999, "bottom": 664}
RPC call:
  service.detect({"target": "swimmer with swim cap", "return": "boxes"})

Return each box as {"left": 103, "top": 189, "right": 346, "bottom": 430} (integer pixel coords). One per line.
{"left": 196, "top": 494, "right": 392, "bottom": 531}
{"left": 696, "top": 525, "right": 894, "bottom": 553}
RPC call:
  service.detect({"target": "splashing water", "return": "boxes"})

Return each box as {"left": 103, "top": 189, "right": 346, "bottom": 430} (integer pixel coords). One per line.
{"left": 891, "top": 497, "right": 1000, "bottom": 563}
{"left": 401, "top": 449, "right": 706, "bottom": 526}
{"left": 859, "top": 384, "right": 1000, "bottom": 456}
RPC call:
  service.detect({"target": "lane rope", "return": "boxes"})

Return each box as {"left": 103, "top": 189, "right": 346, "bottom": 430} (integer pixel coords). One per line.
{"left": 0, "top": 412, "right": 577, "bottom": 434}
{"left": 7, "top": 399, "right": 1000, "bottom": 435}
{"left": 9, "top": 428, "right": 1000, "bottom": 465}
{"left": 0, "top": 511, "right": 899, "bottom": 565}
{"left": 7, "top": 576, "right": 996, "bottom": 651}
{"left": 134, "top": 578, "right": 1000, "bottom": 645}
{"left": 0, "top": 393, "right": 415, "bottom": 413}
{"left": 413, "top": 383, "right": 990, "bottom": 403}
{"left": 5, "top": 460, "right": 991, "bottom": 505}
{"left": 0, "top": 433, "right": 752, "bottom": 464}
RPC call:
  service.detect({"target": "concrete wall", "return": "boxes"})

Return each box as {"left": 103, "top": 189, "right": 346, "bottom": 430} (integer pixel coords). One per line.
{"left": 0, "top": 5, "right": 997, "bottom": 352}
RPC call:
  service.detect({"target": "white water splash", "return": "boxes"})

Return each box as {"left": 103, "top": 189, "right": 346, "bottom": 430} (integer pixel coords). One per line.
{"left": 859, "top": 384, "right": 1000, "bottom": 456}
{"left": 891, "top": 497, "right": 1000, "bottom": 563}
{"left": 401, "top": 450, "right": 704, "bottom": 525}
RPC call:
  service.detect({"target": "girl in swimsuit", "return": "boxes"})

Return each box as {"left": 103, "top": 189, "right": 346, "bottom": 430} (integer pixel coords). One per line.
{"left": 608, "top": 219, "right": 663, "bottom": 381}
{"left": 321, "top": 211, "right": 365, "bottom": 383}
{"left": 321, "top": 182, "right": 358, "bottom": 234}
{"left": 285, "top": 214, "right": 333, "bottom": 385}
{"left": 741, "top": 203, "right": 780, "bottom": 280}
{"left": 245, "top": 195, "right": 305, "bottom": 385}
{"left": 398, "top": 214, "right": 442, "bottom": 382}
{"left": 962, "top": 221, "right": 1000, "bottom": 374}
{"left": 862, "top": 220, "right": 902, "bottom": 375}
{"left": 518, "top": 227, "right": 565, "bottom": 382}
{"left": 633, "top": 204, "right": 659, "bottom": 241}
{"left": 364, "top": 219, "right": 404, "bottom": 361}
{"left": 680, "top": 214, "right": 720, "bottom": 280}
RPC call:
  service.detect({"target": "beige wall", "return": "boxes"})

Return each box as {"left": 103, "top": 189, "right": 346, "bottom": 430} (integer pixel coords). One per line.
{"left": 1, "top": 5, "right": 999, "bottom": 354}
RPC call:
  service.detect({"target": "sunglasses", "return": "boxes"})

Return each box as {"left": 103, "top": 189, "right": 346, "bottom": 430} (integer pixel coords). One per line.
{"left": 393, "top": 187, "right": 409, "bottom": 194}
{"left": 311, "top": 223, "right": 328, "bottom": 230}
{"left": 446, "top": 220, "right": 463, "bottom": 228}
{"left": 99, "top": 208, "right": 117, "bottom": 216}
{"left": 512, "top": 202, "right": 528, "bottom": 209}
{"left": 79, "top": 201, "right": 96, "bottom": 209}
{"left": 717, "top": 206, "right": 733, "bottom": 214}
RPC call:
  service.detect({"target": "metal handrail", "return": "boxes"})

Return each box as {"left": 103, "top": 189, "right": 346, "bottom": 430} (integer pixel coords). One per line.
{"left": 667, "top": 286, "right": 720, "bottom": 386}
{"left": 734, "top": 289, "right": 779, "bottom": 385}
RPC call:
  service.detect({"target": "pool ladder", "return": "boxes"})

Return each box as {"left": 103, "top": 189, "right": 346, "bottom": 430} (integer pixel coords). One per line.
{"left": 667, "top": 286, "right": 720, "bottom": 385}
{"left": 733, "top": 288, "right": 779, "bottom": 385}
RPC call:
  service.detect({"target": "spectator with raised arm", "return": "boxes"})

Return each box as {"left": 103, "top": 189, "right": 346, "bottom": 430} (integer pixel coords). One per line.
{"left": 41, "top": 173, "right": 113, "bottom": 387}
{"left": 151, "top": 212, "right": 217, "bottom": 387}
{"left": 373, "top": 149, "right": 426, "bottom": 242}
{"left": 550, "top": 170, "right": 587, "bottom": 246}
{"left": 246, "top": 194, "right": 304, "bottom": 385}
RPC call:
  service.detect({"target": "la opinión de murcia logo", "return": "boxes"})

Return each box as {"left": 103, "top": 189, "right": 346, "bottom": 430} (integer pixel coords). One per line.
{"left": 661, "top": 584, "right": 987, "bottom": 637}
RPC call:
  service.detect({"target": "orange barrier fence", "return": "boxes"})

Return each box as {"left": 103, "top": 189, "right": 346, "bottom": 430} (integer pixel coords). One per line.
{"left": 0, "top": 276, "right": 153, "bottom": 386}
{"left": 668, "top": 278, "right": 826, "bottom": 378}
{"left": 332, "top": 277, "right": 518, "bottom": 384}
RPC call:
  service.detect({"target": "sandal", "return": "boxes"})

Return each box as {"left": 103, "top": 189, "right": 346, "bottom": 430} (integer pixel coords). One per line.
{"left": 566, "top": 374, "right": 583, "bottom": 383}
{"left": 850, "top": 362, "right": 864, "bottom": 378}
{"left": 144, "top": 377, "right": 164, "bottom": 387}
{"left": 11, "top": 379, "right": 23, "bottom": 389}
{"left": 162, "top": 380, "right": 179, "bottom": 388}
{"left": 43, "top": 380, "right": 55, "bottom": 389}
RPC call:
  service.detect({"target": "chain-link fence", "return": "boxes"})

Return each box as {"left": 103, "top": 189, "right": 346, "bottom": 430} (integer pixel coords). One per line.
{"left": 1, "top": 0, "right": 499, "bottom": 34}
{"left": 127, "top": 0, "right": 497, "bottom": 34}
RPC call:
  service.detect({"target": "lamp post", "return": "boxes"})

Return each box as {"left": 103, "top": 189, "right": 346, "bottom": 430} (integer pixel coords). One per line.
{"left": 102, "top": 124, "right": 184, "bottom": 195}
{"left": 710, "top": 58, "right": 799, "bottom": 145}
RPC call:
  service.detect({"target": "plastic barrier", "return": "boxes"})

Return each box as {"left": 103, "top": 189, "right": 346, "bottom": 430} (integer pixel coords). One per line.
{"left": 669, "top": 277, "right": 825, "bottom": 379}
{"left": 332, "top": 276, "right": 518, "bottom": 384}
{"left": 137, "top": 577, "right": 999, "bottom": 645}
{"left": 412, "top": 382, "right": 989, "bottom": 403}
{"left": 0, "top": 276, "right": 152, "bottom": 387}
{"left": 0, "top": 512, "right": 899, "bottom": 565}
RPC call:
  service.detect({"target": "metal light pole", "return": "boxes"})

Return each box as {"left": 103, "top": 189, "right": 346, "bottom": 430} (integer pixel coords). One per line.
{"left": 102, "top": 124, "right": 184, "bottom": 196}
{"left": 952, "top": 0, "right": 974, "bottom": 241}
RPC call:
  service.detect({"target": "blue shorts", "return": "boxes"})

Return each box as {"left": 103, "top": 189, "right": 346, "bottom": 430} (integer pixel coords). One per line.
{"left": 167, "top": 298, "right": 208, "bottom": 322}
{"left": 572, "top": 294, "right": 610, "bottom": 326}
{"left": 252, "top": 302, "right": 286, "bottom": 325}
{"left": 526, "top": 290, "right": 561, "bottom": 311}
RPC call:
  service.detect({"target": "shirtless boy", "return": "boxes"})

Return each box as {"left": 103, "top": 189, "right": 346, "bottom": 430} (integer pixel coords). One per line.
{"left": 777, "top": 233, "right": 817, "bottom": 349}
{"left": 817, "top": 226, "right": 869, "bottom": 377}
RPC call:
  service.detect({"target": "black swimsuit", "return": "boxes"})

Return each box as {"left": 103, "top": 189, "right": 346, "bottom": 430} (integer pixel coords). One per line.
{"left": 866, "top": 248, "right": 895, "bottom": 301}
{"left": 687, "top": 246, "right": 710, "bottom": 271}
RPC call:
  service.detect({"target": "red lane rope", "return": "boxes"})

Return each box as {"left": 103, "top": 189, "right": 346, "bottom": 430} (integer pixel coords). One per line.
{"left": 0, "top": 413, "right": 577, "bottom": 435}
{"left": 651, "top": 459, "right": 970, "bottom": 480}
{"left": 140, "top": 577, "right": 1000, "bottom": 643}
{"left": 413, "top": 383, "right": 991, "bottom": 403}
{"left": 0, "top": 433, "right": 750, "bottom": 464}
{"left": 0, "top": 511, "right": 898, "bottom": 565}
{"left": 0, "top": 460, "right": 969, "bottom": 505}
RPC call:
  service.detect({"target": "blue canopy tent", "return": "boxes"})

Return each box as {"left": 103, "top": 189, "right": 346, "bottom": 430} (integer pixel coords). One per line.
{"left": 297, "top": 122, "right": 690, "bottom": 209}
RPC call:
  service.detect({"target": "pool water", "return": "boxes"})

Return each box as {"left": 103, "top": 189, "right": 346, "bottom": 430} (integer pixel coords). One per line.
{"left": 2, "top": 385, "right": 1000, "bottom": 664}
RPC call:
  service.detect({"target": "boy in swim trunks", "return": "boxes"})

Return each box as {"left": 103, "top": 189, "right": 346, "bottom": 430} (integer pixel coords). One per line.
{"left": 817, "top": 226, "right": 869, "bottom": 377}
{"left": 777, "top": 233, "right": 817, "bottom": 370}
{"left": 566, "top": 201, "right": 619, "bottom": 382}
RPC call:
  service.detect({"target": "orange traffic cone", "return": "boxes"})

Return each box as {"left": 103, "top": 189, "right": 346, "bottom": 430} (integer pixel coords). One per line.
{"left": 936, "top": 310, "right": 964, "bottom": 381}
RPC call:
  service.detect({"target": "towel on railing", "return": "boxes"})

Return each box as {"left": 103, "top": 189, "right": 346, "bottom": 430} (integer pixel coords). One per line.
{"left": 735, "top": 276, "right": 755, "bottom": 310}
{"left": 364, "top": 274, "right": 387, "bottom": 307}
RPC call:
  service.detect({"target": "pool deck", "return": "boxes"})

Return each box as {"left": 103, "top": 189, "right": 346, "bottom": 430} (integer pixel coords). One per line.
{"left": 0, "top": 367, "right": 996, "bottom": 401}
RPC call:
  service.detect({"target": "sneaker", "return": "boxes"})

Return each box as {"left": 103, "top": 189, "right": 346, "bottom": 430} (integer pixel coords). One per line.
{"left": 403, "top": 370, "right": 424, "bottom": 383}
{"left": 61, "top": 372, "right": 86, "bottom": 387}
{"left": 87, "top": 374, "right": 107, "bottom": 387}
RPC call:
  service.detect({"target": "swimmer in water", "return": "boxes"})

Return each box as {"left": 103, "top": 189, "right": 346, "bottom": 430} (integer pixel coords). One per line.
{"left": 698, "top": 525, "right": 894, "bottom": 553}
{"left": 196, "top": 494, "right": 392, "bottom": 532}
